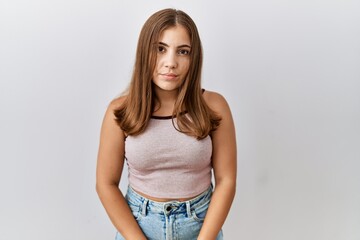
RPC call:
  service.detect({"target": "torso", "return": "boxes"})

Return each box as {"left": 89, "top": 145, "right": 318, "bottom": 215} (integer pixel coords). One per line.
{"left": 125, "top": 116, "right": 213, "bottom": 200}
{"left": 119, "top": 89, "right": 219, "bottom": 201}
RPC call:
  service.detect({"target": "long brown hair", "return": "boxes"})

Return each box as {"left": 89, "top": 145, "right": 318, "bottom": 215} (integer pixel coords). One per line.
{"left": 114, "top": 8, "right": 221, "bottom": 139}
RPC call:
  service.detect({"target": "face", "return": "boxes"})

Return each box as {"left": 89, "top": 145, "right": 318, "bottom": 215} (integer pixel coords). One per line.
{"left": 152, "top": 25, "right": 191, "bottom": 93}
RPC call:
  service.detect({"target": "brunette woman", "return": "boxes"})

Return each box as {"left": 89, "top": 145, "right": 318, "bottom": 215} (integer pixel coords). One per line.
{"left": 96, "top": 8, "right": 237, "bottom": 240}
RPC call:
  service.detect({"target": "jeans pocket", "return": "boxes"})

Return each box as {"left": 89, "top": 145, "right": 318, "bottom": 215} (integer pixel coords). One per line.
{"left": 126, "top": 198, "right": 142, "bottom": 221}
{"left": 191, "top": 203, "right": 209, "bottom": 222}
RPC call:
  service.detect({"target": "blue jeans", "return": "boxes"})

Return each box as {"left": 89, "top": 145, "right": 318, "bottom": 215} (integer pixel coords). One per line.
{"left": 115, "top": 185, "right": 223, "bottom": 240}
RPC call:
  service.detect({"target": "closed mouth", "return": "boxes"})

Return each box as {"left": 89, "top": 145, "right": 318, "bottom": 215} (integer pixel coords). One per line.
{"left": 161, "top": 73, "right": 178, "bottom": 77}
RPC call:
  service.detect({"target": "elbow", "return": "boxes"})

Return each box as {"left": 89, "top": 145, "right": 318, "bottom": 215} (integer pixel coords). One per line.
{"left": 95, "top": 180, "right": 119, "bottom": 196}
{"left": 228, "top": 179, "right": 237, "bottom": 197}
{"left": 215, "top": 177, "right": 236, "bottom": 195}
{"left": 95, "top": 181, "right": 108, "bottom": 196}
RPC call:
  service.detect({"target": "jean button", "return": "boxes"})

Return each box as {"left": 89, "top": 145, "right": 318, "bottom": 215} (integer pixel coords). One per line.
{"left": 166, "top": 206, "right": 172, "bottom": 211}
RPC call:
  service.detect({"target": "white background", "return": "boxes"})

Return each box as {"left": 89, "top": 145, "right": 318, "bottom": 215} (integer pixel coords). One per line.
{"left": 1, "top": 0, "right": 359, "bottom": 239}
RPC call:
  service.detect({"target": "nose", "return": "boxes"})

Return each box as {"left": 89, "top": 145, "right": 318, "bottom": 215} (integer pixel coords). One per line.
{"left": 164, "top": 51, "right": 177, "bottom": 69}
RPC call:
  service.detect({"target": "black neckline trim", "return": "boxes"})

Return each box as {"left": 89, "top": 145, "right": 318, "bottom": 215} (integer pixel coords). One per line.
{"left": 151, "top": 110, "right": 188, "bottom": 120}
{"left": 151, "top": 115, "right": 174, "bottom": 120}
{"left": 151, "top": 89, "right": 205, "bottom": 120}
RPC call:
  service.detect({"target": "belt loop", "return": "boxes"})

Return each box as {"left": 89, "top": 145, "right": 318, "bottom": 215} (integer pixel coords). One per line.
{"left": 142, "top": 199, "right": 148, "bottom": 216}
{"left": 186, "top": 201, "right": 191, "bottom": 218}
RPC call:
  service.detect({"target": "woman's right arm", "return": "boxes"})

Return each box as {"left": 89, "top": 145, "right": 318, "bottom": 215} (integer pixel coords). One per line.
{"left": 96, "top": 98, "right": 147, "bottom": 240}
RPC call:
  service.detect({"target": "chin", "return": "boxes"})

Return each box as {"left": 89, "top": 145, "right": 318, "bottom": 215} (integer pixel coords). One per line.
{"left": 153, "top": 83, "right": 180, "bottom": 91}
{"left": 158, "top": 86, "right": 180, "bottom": 92}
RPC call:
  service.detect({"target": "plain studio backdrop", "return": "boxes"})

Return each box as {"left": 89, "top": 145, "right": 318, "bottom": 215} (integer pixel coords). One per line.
{"left": 0, "top": 0, "right": 359, "bottom": 239}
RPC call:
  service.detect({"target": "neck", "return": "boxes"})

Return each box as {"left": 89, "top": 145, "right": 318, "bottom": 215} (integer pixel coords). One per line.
{"left": 153, "top": 87, "right": 178, "bottom": 115}
{"left": 154, "top": 86, "right": 179, "bottom": 103}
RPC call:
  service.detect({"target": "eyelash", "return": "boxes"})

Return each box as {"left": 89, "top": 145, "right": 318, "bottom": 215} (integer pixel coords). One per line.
{"left": 157, "top": 46, "right": 190, "bottom": 55}
{"left": 158, "top": 46, "right": 166, "bottom": 53}
{"left": 178, "top": 49, "right": 190, "bottom": 55}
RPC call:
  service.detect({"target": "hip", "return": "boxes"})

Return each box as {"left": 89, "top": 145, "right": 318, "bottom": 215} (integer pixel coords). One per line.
{"left": 115, "top": 184, "right": 223, "bottom": 240}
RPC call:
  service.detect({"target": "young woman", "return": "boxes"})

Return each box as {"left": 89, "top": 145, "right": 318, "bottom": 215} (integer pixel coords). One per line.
{"left": 96, "top": 8, "right": 237, "bottom": 240}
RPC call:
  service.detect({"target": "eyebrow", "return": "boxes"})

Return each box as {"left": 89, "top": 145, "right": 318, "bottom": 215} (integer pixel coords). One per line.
{"left": 158, "top": 42, "right": 191, "bottom": 49}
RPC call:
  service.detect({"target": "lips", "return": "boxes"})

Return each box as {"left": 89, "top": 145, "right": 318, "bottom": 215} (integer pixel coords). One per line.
{"left": 162, "top": 73, "right": 178, "bottom": 77}
{"left": 161, "top": 73, "right": 178, "bottom": 80}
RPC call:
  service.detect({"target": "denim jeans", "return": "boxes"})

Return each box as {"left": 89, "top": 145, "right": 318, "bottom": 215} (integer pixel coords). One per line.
{"left": 115, "top": 185, "right": 223, "bottom": 240}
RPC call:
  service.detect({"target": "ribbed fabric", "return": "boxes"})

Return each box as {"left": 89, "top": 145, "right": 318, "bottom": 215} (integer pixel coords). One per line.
{"left": 124, "top": 117, "right": 212, "bottom": 198}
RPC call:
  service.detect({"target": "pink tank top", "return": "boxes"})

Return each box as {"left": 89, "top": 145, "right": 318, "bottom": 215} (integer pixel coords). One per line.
{"left": 124, "top": 115, "right": 212, "bottom": 198}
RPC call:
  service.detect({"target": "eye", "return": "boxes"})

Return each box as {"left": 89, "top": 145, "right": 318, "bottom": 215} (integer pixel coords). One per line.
{"left": 158, "top": 46, "right": 166, "bottom": 53}
{"left": 178, "top": 49, "right": 190, "bottom": 55}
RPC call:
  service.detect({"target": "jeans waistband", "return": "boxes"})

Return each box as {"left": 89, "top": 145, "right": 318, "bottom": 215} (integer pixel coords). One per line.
{"left": 126, "top": 185, "right": 213, "bottom": 216}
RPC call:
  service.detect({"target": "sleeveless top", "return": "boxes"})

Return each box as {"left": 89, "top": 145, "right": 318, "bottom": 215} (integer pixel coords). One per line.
{"left": 124, "top": 115, "right": 212, "bottom": 198}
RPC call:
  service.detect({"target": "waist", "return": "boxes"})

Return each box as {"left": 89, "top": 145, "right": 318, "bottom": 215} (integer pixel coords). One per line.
{"left": 131, "top": 187, "right": 200, "bottom": 202}
{"left": 126, "top": 184, "right": 213, "bottom": 213}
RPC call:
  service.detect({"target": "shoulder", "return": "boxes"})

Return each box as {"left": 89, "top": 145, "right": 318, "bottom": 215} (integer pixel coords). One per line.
{"left": 101, "top": 95, "right": 127, "bottom": 128}
{"left": 202, "top": 90, "right": 230, "bottom": 115}
{"left": 108, "top": 95, "right": 127, "bottom": 112}
{"left": 100, "top": 96, "right": 128, "bottom": 139}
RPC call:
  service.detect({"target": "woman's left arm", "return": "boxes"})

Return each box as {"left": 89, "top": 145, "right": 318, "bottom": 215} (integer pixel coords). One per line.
{"left": 198, "top": 91, "right": 237, "bottom": 240}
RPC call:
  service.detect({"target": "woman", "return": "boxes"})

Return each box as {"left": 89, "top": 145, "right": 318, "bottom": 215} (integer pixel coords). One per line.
{"left": 96, "top": 8, "right": 237, "bottom": 240}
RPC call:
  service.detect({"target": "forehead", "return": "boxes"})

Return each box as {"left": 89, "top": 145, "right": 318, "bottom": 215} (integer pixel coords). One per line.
{"left": 158, "top": 25, "right": 191, "bottom": 44}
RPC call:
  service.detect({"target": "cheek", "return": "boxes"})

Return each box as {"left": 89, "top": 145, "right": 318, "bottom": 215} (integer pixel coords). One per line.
{"left": 153, "top": 59, "right": 161, "bottom": 75}
{"left": 179, "top": 57, "right": 189, "bottom": 68}
{"left": 155, "top": 55, "right": 163, "bottom": 68}
{"left": 183, "top": 60, "right": 190, "bottom": 73}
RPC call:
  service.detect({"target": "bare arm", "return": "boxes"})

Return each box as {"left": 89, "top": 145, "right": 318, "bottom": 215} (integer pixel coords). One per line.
{"left": 198, "top": 91, "right": 237, "bottom": 240}
{"left": 96, "top": 98, "right": 147, "bottom": 240}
